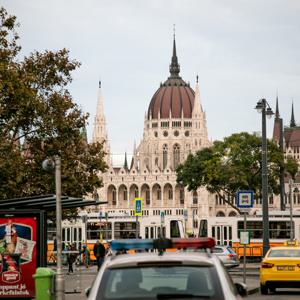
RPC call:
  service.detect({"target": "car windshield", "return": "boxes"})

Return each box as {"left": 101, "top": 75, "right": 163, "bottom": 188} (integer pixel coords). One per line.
{"left": 268, "top": 249, "right": 300, "bottom": 257}
{"left": 96, "top": 265, "right": 224, "bottom": 300}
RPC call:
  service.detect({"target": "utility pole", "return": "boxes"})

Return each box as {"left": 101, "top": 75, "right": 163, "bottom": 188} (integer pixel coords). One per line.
{"left": 279, "top": 118, "right": 285, "bottom": 210}
{"left": 55, "top": 156, "right": 65, "bottom": 300}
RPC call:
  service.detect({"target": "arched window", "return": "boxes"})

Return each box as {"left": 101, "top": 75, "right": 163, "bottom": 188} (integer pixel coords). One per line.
{"left": 193, "top": 191, "right": 198, "bottom": 205}
{"left": 163, "top": 144, "right": 168, "bottom": 169}
{"left": 123, "top": 187, "right": 127, "bottom": 201}
{"left": 157, "top": 187, "right": 161, "bottom": 200}
{"left": 173, "top": 144, "right": 180, "bottom": 169}
{"left": 134, "top": 187, "right": 138, "bottom": 198}
{"left": 216, "top": 211, "right": 225, "bottom": 217}
{"left": 168, "top": 188, "right": 173, "bottom": 200}
{"left": 180, "top": 188, "right": 184, "bottom": 204}
{"left": 146, "top": 188, "right": 150, "bottom": 205}
{"left": 112, "top": 188, "right": 116, "bottom": 205}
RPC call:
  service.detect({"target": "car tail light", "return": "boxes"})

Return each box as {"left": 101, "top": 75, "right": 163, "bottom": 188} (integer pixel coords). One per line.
{"left": 261, "top": 262, "right": 274, "bottom": 268}
{"left": 228, "top": 254, "right": 236, "bottom": 259}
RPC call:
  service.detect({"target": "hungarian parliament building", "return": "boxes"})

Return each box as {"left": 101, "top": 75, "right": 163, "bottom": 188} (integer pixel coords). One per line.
{"left": 89, "top": 37, "right": 300, "bottom": 235}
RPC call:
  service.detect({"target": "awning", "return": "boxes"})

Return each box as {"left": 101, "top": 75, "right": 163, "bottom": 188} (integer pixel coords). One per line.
{"left": 0, "top": 194, "right": 107, "bottom": 211}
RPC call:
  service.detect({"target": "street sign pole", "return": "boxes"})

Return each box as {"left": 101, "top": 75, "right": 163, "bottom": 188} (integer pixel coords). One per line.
{"left": 236, "top": 190, "right": 254, "bottom": 286}
{"left": 134, "top": 198, "right": 142, "bottom": 238}
{"left": 243, "top": 212, "right": 247, "bottom": 284}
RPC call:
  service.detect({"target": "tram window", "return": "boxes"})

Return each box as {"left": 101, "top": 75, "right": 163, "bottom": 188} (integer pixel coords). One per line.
{"left": 238, "top": 221, "right": 292, "bottom": 239}
{"left": 170, "top": 220, "right": 180, "bottom": 238}
{"left": 114, "top": 222, "right": 138, "bottom": 239}
{"left": 199, "top": 220, "right": 208, "bottom": 237}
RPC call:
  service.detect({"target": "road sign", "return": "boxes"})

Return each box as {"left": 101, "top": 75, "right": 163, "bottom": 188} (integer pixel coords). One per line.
{"left": 134, "top": 198, "right": 142, "bottom": 216}
{"left": 236, "top": 190, "right": 254, "bottom": 209}
{"left": 240, "top": 231, "right": 250, "bottom": 245}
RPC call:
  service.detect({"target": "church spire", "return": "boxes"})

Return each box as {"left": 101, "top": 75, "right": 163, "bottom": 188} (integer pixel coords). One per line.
{"left": 275, "top": 94, "right": 280, "bottom": 119}
{"left": 290, "top": 102, "right": 296, "bottom": 127}
{"left": 169, "top": 27, "right": 180, "bottom": 78}
{"left": 124, "top": 152, "right": 128, "bottom": 170}
{"left": 92, "top": 81, "right": 111, "bottom": 165}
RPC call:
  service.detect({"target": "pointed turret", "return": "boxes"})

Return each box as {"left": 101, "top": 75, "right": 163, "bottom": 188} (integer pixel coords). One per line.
{"left": 273, "top": 95, "right": 282, "bottom": 143}
{"left": 290, "top": 102, "right": 296, "bottom": 127}
{"left": 275, "top": 95, "right": 280, "bottom": 119}
{"left": 92, "top": 81, "right": 111, "bottom": 165}
{"left": 124, "top": 152, "right": 128, "bottom": 170}
{"left": 169, "top": 32, "right": 180, "bottom": 78}
{"left": 192, "top": 75, "right": 203, "bottom": 117}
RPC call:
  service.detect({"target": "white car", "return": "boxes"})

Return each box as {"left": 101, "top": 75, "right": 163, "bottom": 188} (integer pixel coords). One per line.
{"left": 87, "top": 238, "right": 247, "bottom": 300}
{"left": 212, "top": 245, "right": 240, "bottom": 268}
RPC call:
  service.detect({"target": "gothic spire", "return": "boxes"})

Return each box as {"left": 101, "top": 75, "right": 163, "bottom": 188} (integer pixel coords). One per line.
{"left": 275, "top": 94, "right": 280, "bottom": 119}
{"left": 169, "top": 29, "right": 180, "bottom": 78}
{"left": 124, "top": 152, "right": 128, "bottom": 170}
{"left": 290, "top": 102, "right": 296, "bottom": 127}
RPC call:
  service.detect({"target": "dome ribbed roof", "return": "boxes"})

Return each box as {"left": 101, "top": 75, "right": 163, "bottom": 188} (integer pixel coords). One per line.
{"left": 147, "top": 37, "right": 195, "bottom": 120}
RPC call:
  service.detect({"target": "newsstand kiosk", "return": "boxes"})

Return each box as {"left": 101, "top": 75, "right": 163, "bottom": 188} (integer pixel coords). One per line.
{"left": 0, "top": 210, "right": 46, "bottom": 299}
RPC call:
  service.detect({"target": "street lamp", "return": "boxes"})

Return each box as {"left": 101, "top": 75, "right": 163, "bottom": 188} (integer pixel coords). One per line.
{"left": 255, "top": 99, "right": 274, "bottom": 256}
{"left": 289, "top": 179, "right": 299, "bottom": 240}
{"left": 43, "top": 156, "right": 65, "bottom": 300}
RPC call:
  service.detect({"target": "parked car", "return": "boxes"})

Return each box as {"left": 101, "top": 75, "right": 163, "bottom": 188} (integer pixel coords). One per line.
{"left": 260, "top": 240, "right": 300, "bottom": 294}
{"left": 211, "top": 245, "right": 240, "bottom": 268}
{"left": 87, "top": 238, "right": 247, "bottom": 300}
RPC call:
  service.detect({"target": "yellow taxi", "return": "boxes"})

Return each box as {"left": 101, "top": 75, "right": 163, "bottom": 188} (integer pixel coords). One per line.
{"left": 260, "top": 240, "right": 300, "bottom": 294}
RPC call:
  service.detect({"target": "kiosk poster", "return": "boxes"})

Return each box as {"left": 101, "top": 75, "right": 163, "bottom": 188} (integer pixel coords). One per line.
{"left": 0, "top": 217, "right": 37, "bottom": 298}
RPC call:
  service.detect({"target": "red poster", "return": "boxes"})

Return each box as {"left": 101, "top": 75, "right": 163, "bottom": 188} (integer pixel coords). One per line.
{"left": 0, "top": 217, "right": 37, "bottom": 298}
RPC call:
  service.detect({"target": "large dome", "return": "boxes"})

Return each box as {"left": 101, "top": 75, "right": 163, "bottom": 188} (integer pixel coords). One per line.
{"left": 147, "top": 38, "right": 195, "bottom": 120}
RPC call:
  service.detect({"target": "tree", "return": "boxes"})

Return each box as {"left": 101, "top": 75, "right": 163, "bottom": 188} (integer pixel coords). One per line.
{"left": 0, "top": 7, "right": 107, "bottom": 203}
{"left": 176, "top": 132, "right": 296, "bottom": 213}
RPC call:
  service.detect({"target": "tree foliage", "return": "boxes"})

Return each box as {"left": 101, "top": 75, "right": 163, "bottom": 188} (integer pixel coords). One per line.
{"left": 0, "top": 7, "right": 107, "bottom": 204}
{"left": 176, "top": 132, "right": 298, "bottom": 212}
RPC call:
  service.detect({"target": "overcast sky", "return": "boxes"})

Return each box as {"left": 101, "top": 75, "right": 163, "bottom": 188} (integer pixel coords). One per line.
{"left": 3, "top": 0, "right": 300, "bottom": 165}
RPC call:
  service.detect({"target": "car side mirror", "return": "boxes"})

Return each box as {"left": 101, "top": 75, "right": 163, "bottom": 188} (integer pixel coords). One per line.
{"left": 235, "top": 282, "right": 247, "bottom": 297}
{"left": 85, "top": 286, "right": 91, "bottom": 297}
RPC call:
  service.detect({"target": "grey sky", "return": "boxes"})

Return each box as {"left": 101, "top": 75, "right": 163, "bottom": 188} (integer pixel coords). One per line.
{"left": 3, "top": 0, "right": 300, "bottom": 165}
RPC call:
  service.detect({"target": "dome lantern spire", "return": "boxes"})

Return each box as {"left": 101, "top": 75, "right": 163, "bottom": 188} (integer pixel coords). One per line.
{"left": 169, "top": 26, "right": 180, "bottom": 78}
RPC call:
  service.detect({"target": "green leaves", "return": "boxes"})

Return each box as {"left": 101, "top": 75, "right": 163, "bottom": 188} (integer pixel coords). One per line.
{"left": 176, "top": 132, "right": 287, "bottom": 207}
{"left": 0, "top": 7, "right": 107, "bottom": 206}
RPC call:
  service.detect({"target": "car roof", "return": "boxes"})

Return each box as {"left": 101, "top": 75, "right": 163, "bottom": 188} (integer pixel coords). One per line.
{"left": 106, "top": 252, "right": 217, "bottom": 269}
{"left": 269, "top": 246, "right": 300, "bottom": 251}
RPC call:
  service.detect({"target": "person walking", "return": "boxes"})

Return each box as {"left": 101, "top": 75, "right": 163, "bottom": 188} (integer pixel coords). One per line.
{"left": 67, "top": 243, "right": 77, "bottom": 274}
{"left": 81, "top": 244, "right": 90, "bottom": 268}
{"left": 93, "top": 240, "right": 106, "bottom": 271}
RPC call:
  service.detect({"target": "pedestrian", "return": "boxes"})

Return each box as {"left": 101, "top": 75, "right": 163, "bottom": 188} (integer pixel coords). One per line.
{"left": 67, "top": 243, "right": 77, "bottom": 274}
{"left": 81, "top": 244, "right": 90, "bottom": 268}
{"left": 93, "top": 240, "right": 106, "bottom": 271}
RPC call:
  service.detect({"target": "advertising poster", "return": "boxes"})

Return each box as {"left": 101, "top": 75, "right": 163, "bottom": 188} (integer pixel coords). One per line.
{"left": 0, "top": 217, "right": 37, "bottom": 298}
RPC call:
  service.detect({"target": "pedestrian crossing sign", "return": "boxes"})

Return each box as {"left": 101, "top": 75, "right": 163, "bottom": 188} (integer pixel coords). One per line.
{"left": 134, "top": 198, "right": 142, "bottom": 216}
